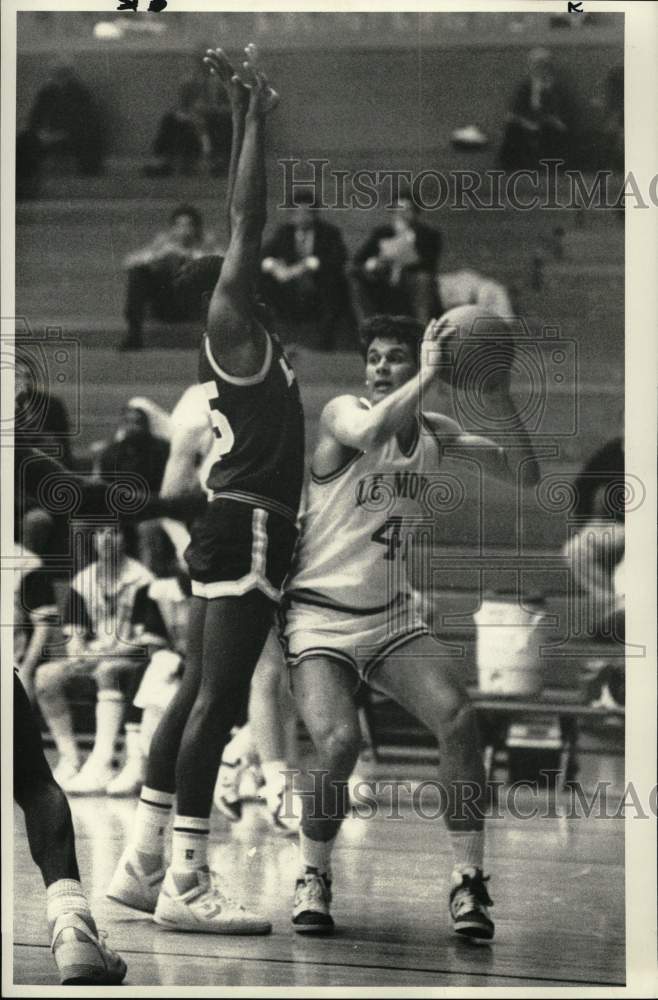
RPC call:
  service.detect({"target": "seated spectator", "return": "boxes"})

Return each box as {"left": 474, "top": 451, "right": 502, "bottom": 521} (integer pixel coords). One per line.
{"left": 16, "top": 62, "right": 104, "bottom": 199}
{"left": 437, "top": 268, "right": 514, "bottom": 318}
{"left": 14, "top": 542, "right": 59, "bottom": 706}
{"left": 260, "top": 193, "right": 356, "bottom": 350}
{"left": 142, "top": 79, "right": 232, "bottom": 179}
{"left": 562, "top": 437, "right": 625, "bottom": 706}
{"left": 352, "top": 193, "right": 442, "bottom": 324}
{"left": 118, "top": 205, "right": 219, "bottom": 350}
{"left": 94, "top": 398, "right": 170, "bottom": 495}
{"left": 499, "top": 48, "right": 572, "bottom": 171}
{"left": 34, "top": 523, "right": 164, "bottom": 793}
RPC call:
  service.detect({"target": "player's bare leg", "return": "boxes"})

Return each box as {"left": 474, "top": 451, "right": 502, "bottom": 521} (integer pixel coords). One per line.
{"left": 290, "top": 658, "right": 363, "bottom": 933}
{"left": 373, "top": 635, "right": 494, "bottom": 940}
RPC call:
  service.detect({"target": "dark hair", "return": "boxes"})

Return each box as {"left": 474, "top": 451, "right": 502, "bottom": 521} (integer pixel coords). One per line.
{"left": 359, "top": 314, "right": 424, "bottom": 361}
{"left": 170, "top": 204, "right": 203, "bottom": 239}
{"left": 572, "top": 437, "right": 625, "bottom": 521}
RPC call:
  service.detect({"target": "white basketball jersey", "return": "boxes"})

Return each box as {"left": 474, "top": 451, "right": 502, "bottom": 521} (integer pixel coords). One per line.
{"left": 287, "top": 412, "right": 441, "bottom": 612}
{"left": 168, "top": 384, "right": 214, "bottom": 492}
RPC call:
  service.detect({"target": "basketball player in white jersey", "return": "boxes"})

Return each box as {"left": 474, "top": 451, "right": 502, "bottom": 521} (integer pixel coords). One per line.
{"left": 283, "top": 309, "right": 540, "bottom": 939}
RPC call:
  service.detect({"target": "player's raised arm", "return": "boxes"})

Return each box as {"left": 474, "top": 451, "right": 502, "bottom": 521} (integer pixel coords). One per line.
{"left": 320, "top": 319, "right": 445, "bottom": 452}
{"left": 424, "top": 393, "right": 541, "bottom": 488}
{"left": 203, "top": 46, "right": 278, "bottom": 374}
{"left": 204, "top": 47, "right": 249, "bottom": 240}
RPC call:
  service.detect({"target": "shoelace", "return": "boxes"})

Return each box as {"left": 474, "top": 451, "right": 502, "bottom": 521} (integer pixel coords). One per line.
{"left": 205, "top": 872, "right": 249, "bottom": 913}
{"left": 296, "top": 874, "right": 330, "bottom": 908}
{"left": 452, "top": 873, "right": 494, "bottom": 910}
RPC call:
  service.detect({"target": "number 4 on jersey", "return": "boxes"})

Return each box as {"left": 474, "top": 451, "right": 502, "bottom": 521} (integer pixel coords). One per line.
{"left": 371, "top": 516, "right": 406, "bottom": 561}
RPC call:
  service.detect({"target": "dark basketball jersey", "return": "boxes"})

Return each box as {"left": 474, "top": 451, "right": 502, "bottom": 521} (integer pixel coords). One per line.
{"left": 198, "top": 329, "right": 305, "bottom": 522}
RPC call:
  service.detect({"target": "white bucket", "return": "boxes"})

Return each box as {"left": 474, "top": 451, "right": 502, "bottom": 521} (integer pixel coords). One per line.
{"left": 474, "top": 598, "right": 546, "bottom": 696}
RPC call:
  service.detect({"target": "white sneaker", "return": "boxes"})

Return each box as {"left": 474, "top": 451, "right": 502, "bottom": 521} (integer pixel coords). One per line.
{"left": 449, "top": 866, "right": 495, "bottom": 940}
{"left": 63, "top": 759, "right": 114, "bottom": 796}
{"left": 106, "top": 847, "right": 166, "bottom": 913}
{"left": 153, "top": 867, "right": 271, "bottom": 935}
{"left": 291, "top": 870, "right": 334, "bottom": 934}
{"left": 51, "top": 911, "right": 127, "bottom": 985}
{"left": 214, "top": 757, "right": 248, "bottom": 822}
{"left": 106, "top": 759, "right": 145, "bottom": 798}
{"left": 52, "top": 757, "right": 81, "bottom": 787}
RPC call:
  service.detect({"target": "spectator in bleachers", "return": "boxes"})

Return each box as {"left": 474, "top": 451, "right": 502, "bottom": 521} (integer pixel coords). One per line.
{"left": 16, "top": 62, "right": 104, "bottom": 198}
{"left": 499, "top": 48, "right": 572, "bottom": 171}
{"left": 352, "top": 192, "right": 442, "bottom": 324}
{"left": 142, "top": 79, "right": 232, "bottom": 179}
{"left": 260, "top": 193, "right": 356, "bottom": 350}
{"left": 118, "top": 205, "right": 219, "bottom": 350}
{"left": 94, "top": 399, "right": 170, "bottom": 496}
{"left": 34, "top": 523, "right": 163, "bottom": 794}
{"left": 562, "top": 437, "right": 625, "bottom": 707}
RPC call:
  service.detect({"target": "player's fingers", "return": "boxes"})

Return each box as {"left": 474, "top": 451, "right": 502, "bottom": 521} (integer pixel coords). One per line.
{"left": 244, "top": 42, "right": 260, "bottom": 68}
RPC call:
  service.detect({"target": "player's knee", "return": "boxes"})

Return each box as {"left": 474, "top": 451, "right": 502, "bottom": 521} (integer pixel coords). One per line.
{"left": 437, "top": 696, "right": 478, "bottom": 741}
{"left": 95, "top": 658, "right": 131, "bottom": 689}
{"left": 314, "top": 719, "right": 361, "bottom": 768}
{"left": 34, "top": 661, "right": 67, "bottom": 701}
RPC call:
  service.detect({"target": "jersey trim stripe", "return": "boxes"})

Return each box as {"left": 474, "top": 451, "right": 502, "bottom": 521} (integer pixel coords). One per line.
{"left": 208, "top": 490, "right": 298, "bottom": 526}
{"left": 310, "top": 449, "right": 363, "bottom": 485}
{"left": 203, "top": 330, "right": 273, "bottom": 387}
{"left": 285, "top": 588, "right": 411, "bottom": 617}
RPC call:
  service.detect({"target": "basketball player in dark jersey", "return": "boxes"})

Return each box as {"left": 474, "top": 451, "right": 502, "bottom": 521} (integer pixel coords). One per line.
{"left": 108, "top": 46, "right": 305, "bottom": 934}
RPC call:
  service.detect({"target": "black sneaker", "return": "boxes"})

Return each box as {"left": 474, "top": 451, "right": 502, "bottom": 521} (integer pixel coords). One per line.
{"left": 449, "top": 867, "right": 495, "bottom": 940}
{"left": 292, "top": 869, "right": 334, "bottom": 934}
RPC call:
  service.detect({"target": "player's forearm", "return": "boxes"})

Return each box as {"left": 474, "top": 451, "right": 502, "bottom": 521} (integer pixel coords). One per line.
{"left": 229, "top": 107, "right": 267, "bottom": 241}
{"left": 479, "top": 388, "right": 540, "bottom": 485}
{"left": 347, "top": 369, "right": 433, "bottom": 451}
{"left": 226, "top": 100, "right": 247, "bottom": 239}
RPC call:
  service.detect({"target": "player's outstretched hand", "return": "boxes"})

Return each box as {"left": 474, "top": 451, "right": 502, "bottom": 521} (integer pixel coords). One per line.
{"left": 420, "top": 317, "right": 449, "bottom": 381}
{"left": 238, "top": 43, "right": 280, "bottom": 114}
{"left": 203, "top": 47, "right": 249, "bottom": 111}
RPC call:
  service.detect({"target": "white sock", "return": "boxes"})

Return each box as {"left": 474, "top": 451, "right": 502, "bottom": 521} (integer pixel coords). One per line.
{"left": 131, "top": 786, "right": 174, "bottom": 866}
{"left": 299, "top": 829, "right": 335, "bottom": 878}
{"left": 89, "top": 690, "right": 124, "bottom": 768}
{"left": 222, "top": 723, "right": 254, "bottom": 765}
{"left": 46, "top": 879, "right": 94, "bottom": 933}
{"left": 48, "top": 713, "right": 80, "bottom": 768}
{"left": 171, "top": 815, "right": 210, "bottom": 875}
{"left": 123, "top": 723, "right": 145, "bottom": 767}
{"left": 449, "top": 829, "right": 485, "bottom": 873}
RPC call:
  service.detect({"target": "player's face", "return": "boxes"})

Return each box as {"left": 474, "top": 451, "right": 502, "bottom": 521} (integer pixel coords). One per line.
{"left": 365, "top": 337, "right": 418, "bottom": 403}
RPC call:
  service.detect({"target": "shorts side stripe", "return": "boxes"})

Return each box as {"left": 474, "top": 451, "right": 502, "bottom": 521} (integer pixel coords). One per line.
{"left": 190, "top": 508, "right": 280, "bottom": 602}
{"left": 361, "top": 626, "right": 431, "bottom": 684}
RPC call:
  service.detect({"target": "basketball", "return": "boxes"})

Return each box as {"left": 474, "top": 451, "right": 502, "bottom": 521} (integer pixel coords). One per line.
{"left": 434, "top": 305, "right": 515, "bottom": 392}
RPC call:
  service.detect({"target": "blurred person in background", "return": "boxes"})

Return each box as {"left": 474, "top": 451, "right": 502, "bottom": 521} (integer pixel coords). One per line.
{"left": 499, "top": 48, "right": 572, "bottom": 170}
{"left": 17, "top": 62, "right": 104, "bottom": 199}
{"left": 34, "top": 523, "right": 161, "bottom": 794}
{"left": 260, "top": 191, "right": 356, "bottom": 350}
{"left": 352, "top": 192, "right": 442, "bottom": 324}
{"left": 562, "top": 437, "right": 625, "bottom": 707}
{"left": 143, "top": 78, "right": 232, "bottom": 179}
{"left": 118, "top": 204, "right": 219, "bottom": 351}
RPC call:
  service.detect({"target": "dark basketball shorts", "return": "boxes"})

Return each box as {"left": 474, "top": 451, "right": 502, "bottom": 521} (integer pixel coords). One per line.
{"left": 184, "top": 497, "right": 298, "bottom": 602}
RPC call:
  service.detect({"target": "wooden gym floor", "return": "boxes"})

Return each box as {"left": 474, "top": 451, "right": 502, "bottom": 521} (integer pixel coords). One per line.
{"left": 11, "top": 784, "right": 624, "bottom": 989}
